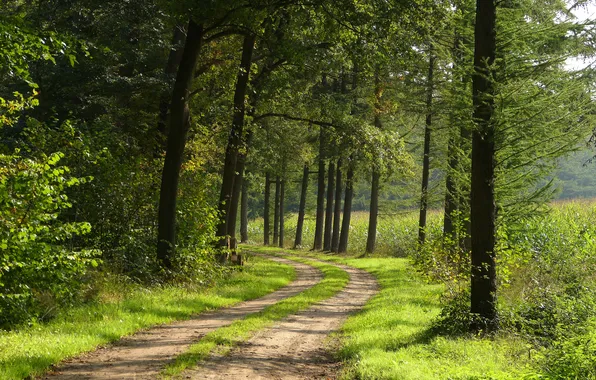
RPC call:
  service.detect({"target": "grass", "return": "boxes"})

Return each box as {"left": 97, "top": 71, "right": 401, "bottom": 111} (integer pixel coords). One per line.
{"left": 162, "top": 246, "right": 350, "bottom": 377}
{"left": 281, "top": 251, "right": 536, "bottom": 379}
{"left": 0, "top": 256, "right": 294, "bottom": 380}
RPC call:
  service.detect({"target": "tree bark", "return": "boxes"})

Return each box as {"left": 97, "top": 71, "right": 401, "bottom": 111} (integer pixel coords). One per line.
{"left": 156, "top": 24, "right": 186, "bottom": 154}
{"left": 313, "top": 128, "right": 325, "bottom": 250}
{"left": 443, "top": 134, "right": 458, "bottom": 244}
{"left": 156, "top": 20, "right": 203, "bottom": 269}
{"left": 279, "top": 178, "right": 285, "bottom": 248}
{"left": 331, "top": 159, "right": 342, "bottom": 252}
{"left": 240, "top": 175, "right": 249, "bottom": 243}
{"left": 366, "top": 169, "right": 380, "bottom": 254}
{"left": 323, "top": 161, "right": 335, "bottom": 251}
{"left": 418, "top": 52, "right": 435, "bottom": 247}
{"left": 338, "top": 160, "right": 354, "bottom": 253}
{"left": 215, "top": 34, "right": 256, "bottom": 253}
{"left": 227, "top": 132, "right": 253, "bottom": 249}
{"left": 294, "top": 165, "right": 309, "bottom": 248}
{"left": 264, "top": 172, "right": 271, "bottom": 245}
{"left": 273, "top": 177, "right": 280, "bottom": 245}
{"left": 470, "top": 0, "right": 498, "bottom": 333}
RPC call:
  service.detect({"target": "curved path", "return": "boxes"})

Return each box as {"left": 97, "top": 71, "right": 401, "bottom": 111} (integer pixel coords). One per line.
{"left": 183, "top": 255, "right": 379, "bottom": 380}
{"left": 43, "top": 256, "right": 322, "bottom": 379}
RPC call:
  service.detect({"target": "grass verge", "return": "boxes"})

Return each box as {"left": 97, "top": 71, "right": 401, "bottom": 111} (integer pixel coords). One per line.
{"left": 289, "top": 251, "right": 536, "bottom": 379}
{"left": 161, "top": 247, "right": 349, "bottom": 377}
{"left": 0, "top": 256, "right": 294, "bottom": 380}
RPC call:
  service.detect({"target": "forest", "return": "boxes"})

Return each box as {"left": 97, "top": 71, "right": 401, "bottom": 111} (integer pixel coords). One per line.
{"left": 2, "top": 0, "right": 596, "bottom": 379}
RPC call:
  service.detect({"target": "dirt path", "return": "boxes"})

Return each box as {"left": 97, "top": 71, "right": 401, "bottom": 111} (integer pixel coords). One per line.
{"left": 182, "top": 257, "right": 379, "bottom": 380}
{"left": 43, "top": 256, "right": 323, "bottom": 379}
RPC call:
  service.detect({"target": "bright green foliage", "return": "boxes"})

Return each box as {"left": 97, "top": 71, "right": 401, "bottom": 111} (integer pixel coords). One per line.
{"left": 0, "top": 152, "right": 98, "bottom": 328}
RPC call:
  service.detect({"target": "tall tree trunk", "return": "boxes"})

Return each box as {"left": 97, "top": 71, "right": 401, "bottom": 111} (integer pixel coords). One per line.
{"left": 443, "top": 134, "right": 459, "bottom": 244}
{"left": 294, "top": 165, "right": 309, "bottom": 248}
{"left": 331, "top": 159, "right": 342, "bottom": 252}
{"left": 418, "top": 52, "right": 435, "bottom": 247}
{"left": 273, "top": 177, "right": 280, "bottom": 245}
{"left": 313, "top": 128, "right": 325, "bottom": 250}
{"left": 156, "top": 21, "right": 203, "bottom": 269}
{"left": 338, "top": 161, "right": 354, "bottom": 253}
{"left": 156, "top": 24, "right": 186, "bottom": 154}
{"left": 215, "top": 34, "right": 256, "bottom": 253}
{"left": 240, "top": 175, "right": 248, "bottom": 243}
{"left": 366, "top": 169, "right": 380, "bottom": 254}
{"left": 470, "top": 0, "right": 498, "bottom": 333}
{"left": 279, "top": 178, "right": 285, "bottom": 248}
{"left": 227, "top": 132, "right": 253, "bottom": 250}
{"left": 264, "top": 172, "right": 271, "bottom": 245}
{"left": 323, "top": 161, "right": 335, "bottom": 251}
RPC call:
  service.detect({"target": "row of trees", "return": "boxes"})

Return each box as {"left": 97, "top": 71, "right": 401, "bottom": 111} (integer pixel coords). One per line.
{"left": 1, "top": 0, "right": 595, "bottom": 335}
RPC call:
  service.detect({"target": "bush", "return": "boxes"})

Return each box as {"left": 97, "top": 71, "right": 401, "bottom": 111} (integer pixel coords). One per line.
{"left": 0, "top": 152, "right": 99, "bottom": 328}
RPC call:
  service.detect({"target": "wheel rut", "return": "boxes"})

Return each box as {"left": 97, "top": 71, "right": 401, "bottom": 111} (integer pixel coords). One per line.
{"left": 42, "top": 256, "right": 322, "bottom": 379}
{"left": 182, "top": 254, "right": 379, "bottom": 380}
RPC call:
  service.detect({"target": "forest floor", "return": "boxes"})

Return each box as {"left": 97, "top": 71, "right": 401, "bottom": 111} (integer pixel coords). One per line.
{"left": 41, "top": 253, "right": 378, "bottom": 379}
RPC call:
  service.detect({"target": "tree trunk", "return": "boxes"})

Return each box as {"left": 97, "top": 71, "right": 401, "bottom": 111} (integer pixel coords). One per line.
{"left": 331, "top": 159, "right": 342, "bottom": 252}
{"left": 323, "top": 161, "right": 335, "bottom": 251}
{"left": 470, "top": 0, "right": 498, "bottom": 333}
{"left": 156, "top": 24, "right": 186, "bottom": 154}
{"left": 264, "top": 172, "right": 271, "bottom": 245}
{"left": 366, "top": 169, "right": 380, "bottom": 254}
{"left": 273, "top": 177, "right": 280, "bottom": 245}
{"left": 240, "top": 175, "right": 249, "bottom": 243}
{"left": 313, "top": 128, "right": 325, "bottom": 250}
{"left": 418, "top": 52, "right": 435, "bottom": 247}
{"left": 338, "top": 161, "right": 354, "bottom": 253}
{"left": 227, "top": 132, "right": 253, "bottom": 249}
{"left": 215, "top": 34, "right": 256, "bottom": 253}
{"left": 294, "top": 165, "right": 309, "bottom": 248}
{"left": 279, "top": 178, "right": 285, "bottom": 248}
{"left": 156, "top": 20, "right": 203, "bottom": 269}
{"left": 443, "top": 134, "right": 458, "bottom": 244}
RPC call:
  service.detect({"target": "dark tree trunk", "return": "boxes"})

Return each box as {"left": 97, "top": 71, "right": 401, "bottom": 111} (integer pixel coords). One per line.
{"left": 279, "top": 178, "right": 285, "bottom": 248}
{"left": 443, "top": 135, "right": 459, "bottom": 244}
{"left": 156, "top": 24, "right": 186, "bottom": 154}
{"left": 227, "top": 132, "right": 253, "bottom": 249}
{"left": 264, "top": 172, "right": 271, "bottom": 245}
{"left": 366, "top": 169, "right": 380, "bottom": 254}
{"left": 470, "top": 0, "right": 498, "bottom": 333}
{"left": 331, "top": 159, "right": 342, "bottom": 252}
{"left": 215, "top": 34, "right": 256, "bottom": 253}
{"left": 313, "top": 128, "right": 325, "bottom": 250}
{"left": 323, "top": 161, "right": 335, "bottom": 251}
{"left": 156, "top": 21, "right": 203, "bottom": 269}
{"left": 338, "top": 161, "right": 354, "bottom": 253}
{"left": 240, "top": 175, "right": 249, "bottom": 243}
{"left": 294, "top": 165, "right": 309, "bottom": 248}
{"left": 459, "top": 126, "right": 473, "bottom": 252}
{"left": 273, "top": 177, "right": 280, "bottom": 245}
{"left": 418, "top": 53, "right": 435, "bottom": 247}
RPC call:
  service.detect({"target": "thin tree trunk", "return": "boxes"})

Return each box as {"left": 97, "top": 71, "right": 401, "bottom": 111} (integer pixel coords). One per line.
{"left": 279, "top": 178, "right": 285, "bottom": 248}
{"left": 444, "top": 135, "right": 458, "bottom": 244}
{"left": 215, "top": 34, "right": 256, "bottom": 254}
{"left": 294, "top": 165, "right": 309, "bottom": 248}
{"left": 470, "top": 0, "right": 498, "bottom": 333}
{"left": 227, "top": 132, "right": 253, "bottom": 249}
{"left": 366, "top": 169, "right": 380, "bottom": 254}
{"left": 273, "top": 177, "right": 280, "bottom": 245}
{"left": 156, "top": 20, "right": 203, "bottom": 269}
{"left": 338, "top": 161, "right": 354, "bottom": 253}
{"left": 313, "top": 128, "right": 325, "bottom": 250}
{"left": 264, "top": 172, "right": 271, "bottom": 245}
{"left": 418, "top": 52, "right": 435, "bottom": 247}
{"left": 323, "top": 161, "right": 335, "bottom": 251}
{"left": 331, "top": 159, "right": 342, "bottom": 252}
{"left": 240, "top": 176, "right": 249, "bottom": 243}
{"left": 156, "top": 24, "right": 186, "bottom": 154}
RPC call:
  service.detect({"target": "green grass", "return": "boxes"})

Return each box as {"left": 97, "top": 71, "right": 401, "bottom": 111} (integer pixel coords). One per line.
{"left": 284, "top": 252, "right": 535, "bottom": 379}
{"left": 0, "top": 256, "right": 294, "bottom": 380}
{"left": 162, "top": 246, "right": 350, "bottom": 377}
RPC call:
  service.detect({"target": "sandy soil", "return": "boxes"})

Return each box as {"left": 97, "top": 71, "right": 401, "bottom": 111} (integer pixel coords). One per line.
{"left": 42, "top": 256, "right": 322, "bottom": 379}
{"left": 182, "top": 257, "right": 379, "bottom": 380}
